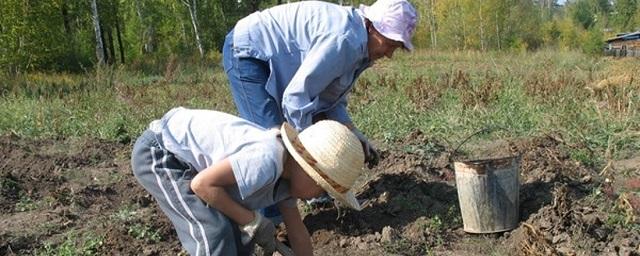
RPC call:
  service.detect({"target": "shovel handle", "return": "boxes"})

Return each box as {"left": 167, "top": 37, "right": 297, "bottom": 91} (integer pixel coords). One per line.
{"left": 275, "top": 240, "right": 295, "bottom": 256}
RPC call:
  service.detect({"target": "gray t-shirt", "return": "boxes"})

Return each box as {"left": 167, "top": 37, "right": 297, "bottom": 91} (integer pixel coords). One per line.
{"left": 149, "top": 107, "right": 296, "bottom": 210}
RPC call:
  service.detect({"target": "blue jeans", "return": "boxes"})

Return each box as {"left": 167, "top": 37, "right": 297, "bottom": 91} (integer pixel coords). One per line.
{"left": 223, "top": 32, "right": 284, "bottom": 224}
{"left": 222, "top": 32, "right": 284, "bottom": 129}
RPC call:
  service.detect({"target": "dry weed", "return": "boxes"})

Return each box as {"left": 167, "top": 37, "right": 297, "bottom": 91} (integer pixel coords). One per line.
{"left": 520, "top": 222, "right": 560, "bottom": 256}
{"left": 449, "top": 70, "right": 502, "bottom": 109}
{"left": 377, "top": 73, "right": 399, "bottom": 91}
{"left": 163, "top": 54, "right": 180, "bottom": 83}
{"left": 404, "top": 75, "right": 443, "bottom": 111}
{"left": 617, "top": 192, "right": 640, "bottom": 224}
{"left": 587, "top": 74, "right": 634, "bottom": 94}
{"left": 518, "top": 185, "right": 572, "bottom": 256}
{"left": 403, "top": 69, "right": 503, "bottom": 111}
{"left": 352, "top": 77, "right": 374, "bottom": 105}
{"left": 524, "top": 71, "right": 585, "bottom": 101}
{"left": 589, "top": 74, "right": 638, "bottom": 116}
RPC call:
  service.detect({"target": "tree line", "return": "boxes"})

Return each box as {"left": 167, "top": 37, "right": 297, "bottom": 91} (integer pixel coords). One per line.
{"left": 1, "top": 0, "right": 639, "bottom": 73}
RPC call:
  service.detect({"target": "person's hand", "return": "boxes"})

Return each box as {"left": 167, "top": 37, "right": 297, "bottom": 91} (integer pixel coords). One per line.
{"left": 240, "top": 211, "right": 276, "bottom": 255}
{"left": 352, "top": 128, "right": 380, "bottom": 169}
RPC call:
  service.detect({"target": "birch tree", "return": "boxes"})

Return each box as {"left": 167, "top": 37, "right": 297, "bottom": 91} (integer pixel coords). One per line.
{"left": 182, "top": 0, "right": 204, "bottom": 57}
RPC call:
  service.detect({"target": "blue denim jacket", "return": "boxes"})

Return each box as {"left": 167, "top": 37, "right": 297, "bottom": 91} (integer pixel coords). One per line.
{"left": 230, "top": 1, "right": 371, "bottom": 131}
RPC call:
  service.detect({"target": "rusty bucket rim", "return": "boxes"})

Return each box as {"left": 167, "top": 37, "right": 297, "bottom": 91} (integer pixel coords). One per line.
{"left": 453, "top": 155, "right": 521, "bottom": 166}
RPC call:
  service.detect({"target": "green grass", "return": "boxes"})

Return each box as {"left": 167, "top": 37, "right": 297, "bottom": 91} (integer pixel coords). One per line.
{"left": 0, "top": 65, "right": 234, "bottom": 142}
{"left": 38, "top": 232, "right": 103, "bottom": 256}
{"left": 112, "top": 205, "right": 139, "bottom": 223}
{"left": 1, "top": 50, "right": 639, "bottom": 168}
{"left": 128, "top": 223, "right": 162, "bottom": 242}
{"left": 110, "top": 204, "right": 162, "bottom": 243}
{"left": 15, "top": 192, "right": 37, "bottom": 212}
{"left": 351, "top": 49, "right": 639, "bottom": 167}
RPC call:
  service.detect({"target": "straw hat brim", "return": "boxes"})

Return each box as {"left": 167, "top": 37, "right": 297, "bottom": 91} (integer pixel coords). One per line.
{"left": 280, "top": 123, "right": 361, "bottom": 211}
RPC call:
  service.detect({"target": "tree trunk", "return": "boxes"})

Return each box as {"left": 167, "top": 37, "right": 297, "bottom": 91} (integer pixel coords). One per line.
{"left": 183, "top": 0, "right": 205, "bottom": 57}
{"left": 100, "top": 25, "right": 110, "bottom": 64}
{"left": 91, "top": 0, "right": 105, "bottom": 65}
{"left": 135, "top": 0, "right": 155, "bottom": 54}
{"left": 496, "top": 12, "right": 501, "bottom": 50}
{"left": 61, "top": 0, "right": 79, "bottom": 65}
{"left": 428, "top": 0, "right": 437, "bottom": 48}
{"left": 458, "top": 0, "right": 467, "bottom": 50}
{"left": 115, "top": 18, "right": 125, "bottom": 64}
{"left": 106, "top": 26, "right": 116, "bottom": 65}
{"left": 479, "top": 3, "right": 485, "bottom": 51}
{"left": 61, "top": 1, "right": 71, "bottom": 34}
{"left": 113, "top": 2, "right": 125, "bottom": 63}
{"left": 134, "top": 0, "right": 145, "bottom": 54}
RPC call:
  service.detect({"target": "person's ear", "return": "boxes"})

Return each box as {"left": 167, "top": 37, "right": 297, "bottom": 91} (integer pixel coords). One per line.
{"left": 365, "top": 19, "right": 373, "bottom": 32}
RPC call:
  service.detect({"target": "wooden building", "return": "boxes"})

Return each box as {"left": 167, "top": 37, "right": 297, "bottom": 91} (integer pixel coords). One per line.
{"left": 604, "top": 31, "right": 640, "bottom": 57}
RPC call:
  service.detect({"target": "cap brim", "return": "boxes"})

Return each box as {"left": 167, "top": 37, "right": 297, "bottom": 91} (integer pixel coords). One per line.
{"left": 280, "top": 123, "right": 362, "bottom": 211}
{"left": 403, "top": 41, "right": 414, "bottom": 51}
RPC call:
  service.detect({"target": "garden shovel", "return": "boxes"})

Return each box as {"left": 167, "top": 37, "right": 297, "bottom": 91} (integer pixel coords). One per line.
{"left": 275, "top": 240, "right": 294, "bottom": 256}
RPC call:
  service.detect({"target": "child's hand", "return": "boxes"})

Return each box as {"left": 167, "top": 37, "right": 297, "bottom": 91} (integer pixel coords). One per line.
{"left": 240, "top": 211, "right": 276, "bottom": 255}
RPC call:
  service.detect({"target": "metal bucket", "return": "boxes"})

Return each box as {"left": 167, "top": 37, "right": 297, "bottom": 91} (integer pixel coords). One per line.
{"left": 454, "top": 155, "right": 520, "bottom": 233}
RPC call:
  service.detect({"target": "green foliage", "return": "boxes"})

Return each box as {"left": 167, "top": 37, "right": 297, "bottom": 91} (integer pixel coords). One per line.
{"left": 581, "top": 27, "right": 605, "bottom": 55}
{"left": 571, "top": 0, "right": 598, "bottom": 29}
{"left": 15, "top": 192, "right": 37, "bottom": 212}
{"left": 602, "top": 192, "right": 640, "bottom": 231}
{"left": 1, "top": 175, "right": 20, "bottom": 196}
{"left": 112, "top": 205, "right": 138, "bottom": 223}
{"left": 38, "top": 232, "right": 103, "bottom": 256}
{"left": 128, "top": 223, "right": 161, "bottom": 242}
{"left": 558, "top": 17, "right": 582, "bottom": 50}
{"left": 569, "top": 147, "right": 599, "bottom": 167}
{"left": 612, "top": 0, "right": 639, "bottom": 31}
{"left": 2, "top": 0, "right": 640, "bottom": 71}
{"left": 111, "top": 205, "right": 162, "bottom": 243}
{"left": 0, "top": 1, "right": 91, "bottom": 72}
{"left": 541, "top": 20, "right": 562, "bottom": 46}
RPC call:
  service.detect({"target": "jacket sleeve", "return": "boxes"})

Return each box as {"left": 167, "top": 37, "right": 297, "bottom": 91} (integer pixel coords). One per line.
{"left": 324, "top": 93, "right": 352, "bottom": 125}
{"left": 281, "top": 33, "right": 360, "bottom": 131}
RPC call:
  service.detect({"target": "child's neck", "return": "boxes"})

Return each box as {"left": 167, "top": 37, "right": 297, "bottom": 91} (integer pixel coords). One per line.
{"left": 281, "top": 152, "right": 293, "bottom": 179}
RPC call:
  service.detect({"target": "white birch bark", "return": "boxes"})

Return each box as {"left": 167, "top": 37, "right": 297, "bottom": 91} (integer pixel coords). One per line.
{"left": 182, "top": 0, "right": 204, "bottom": 57}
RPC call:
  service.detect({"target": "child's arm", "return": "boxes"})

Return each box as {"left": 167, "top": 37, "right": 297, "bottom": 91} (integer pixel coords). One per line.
{"left": 190, "top": 158, "right": 254, "bottom": 225}
{"left": 280, "top": 202, "right": 313, "bottom": 256}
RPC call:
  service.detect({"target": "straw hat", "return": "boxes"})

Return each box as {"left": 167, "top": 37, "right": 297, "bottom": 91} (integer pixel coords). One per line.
{"left": 280, "top": 121, "right": 365, "bottom": 210}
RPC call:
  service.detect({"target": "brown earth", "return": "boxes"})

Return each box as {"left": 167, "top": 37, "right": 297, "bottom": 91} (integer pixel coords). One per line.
{"left": 1, "top": 131, "right": 639, "bottom": 255}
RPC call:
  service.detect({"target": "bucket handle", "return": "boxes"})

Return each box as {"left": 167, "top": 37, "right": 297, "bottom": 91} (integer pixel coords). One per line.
{"left": 449, "top": 125, "right": 510, "bottom": 163}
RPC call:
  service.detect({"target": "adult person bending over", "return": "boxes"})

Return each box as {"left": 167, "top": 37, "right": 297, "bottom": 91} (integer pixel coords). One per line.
{"left": 222, "top": 0, "right": 418, "bottom": 223}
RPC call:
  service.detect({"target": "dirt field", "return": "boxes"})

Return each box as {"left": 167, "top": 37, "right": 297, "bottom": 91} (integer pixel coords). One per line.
{"left": 1, "top": 131, "right": 639, "bottom": 255}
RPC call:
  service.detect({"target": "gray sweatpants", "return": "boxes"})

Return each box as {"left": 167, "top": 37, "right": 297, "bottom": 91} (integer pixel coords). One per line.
{"left": 131, "top": 129, "right": 253, "bottom": 256}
